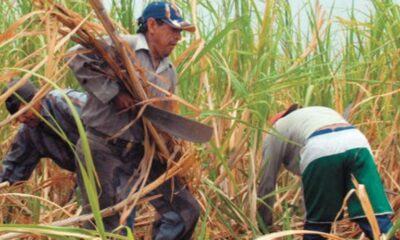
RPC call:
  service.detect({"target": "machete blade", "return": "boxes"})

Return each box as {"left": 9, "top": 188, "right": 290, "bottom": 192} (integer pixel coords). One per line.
{"left": 143, "top": 105, "right": 213, "bottom": 143}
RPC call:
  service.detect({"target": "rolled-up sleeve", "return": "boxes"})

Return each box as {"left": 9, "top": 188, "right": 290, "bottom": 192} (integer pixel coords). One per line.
{"left": 67, "top": 45, "right": 120, "bottom": 104}
{"left": 0, "top": 127, "right": 41, "bottom": 184}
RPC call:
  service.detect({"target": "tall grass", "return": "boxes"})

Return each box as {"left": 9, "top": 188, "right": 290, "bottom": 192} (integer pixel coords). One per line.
{"left": 0, "top": 0, "right": 399, "bottom": 239}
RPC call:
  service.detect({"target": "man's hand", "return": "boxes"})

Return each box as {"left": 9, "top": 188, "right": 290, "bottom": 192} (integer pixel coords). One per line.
{"left": 96, "top": 39, "right": 117, "bottom": 60}
{"left": 114, "top": 92, "right": 135, "bottom": 110}
{"left": 0, "top": 181, "right": 10, "bottom": 189}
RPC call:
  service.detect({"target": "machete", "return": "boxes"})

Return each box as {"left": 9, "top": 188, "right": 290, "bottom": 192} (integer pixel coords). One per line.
{"left": 143, "top": 105, "right": 213, "bottom": 143}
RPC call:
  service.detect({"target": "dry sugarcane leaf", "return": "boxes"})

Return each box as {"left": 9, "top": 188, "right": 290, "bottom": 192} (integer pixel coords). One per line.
{"left": 351, "top": 175, "right": 381, "bottom": 239}
{"left": 0, "top": 11, "right": 44, "bottom": 44}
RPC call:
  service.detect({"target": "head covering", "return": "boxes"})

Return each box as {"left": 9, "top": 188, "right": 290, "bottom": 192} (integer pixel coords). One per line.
{"left": 4, "top": 78, "right": 38, "bottom": 114}
{"left": 270, "top": 104, "right": 301, "bottom": 125}
{"left": 138, "top": 1, "right": 195, "bottom": 32}
{"left": 270, "top": 110, "right": 286, "bottom": 125}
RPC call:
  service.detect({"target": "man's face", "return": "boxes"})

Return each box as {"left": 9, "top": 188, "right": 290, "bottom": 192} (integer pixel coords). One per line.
{"left": 15, "top": 104, "right": 40, "bottom": 128}
{"left": 148, "top": 19, "right": 182, "bottom": 59}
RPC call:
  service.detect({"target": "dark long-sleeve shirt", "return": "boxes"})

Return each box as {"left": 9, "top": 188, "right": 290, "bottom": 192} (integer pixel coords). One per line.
{"left": 0, "top": 89, "right": 87, "bottom": 184}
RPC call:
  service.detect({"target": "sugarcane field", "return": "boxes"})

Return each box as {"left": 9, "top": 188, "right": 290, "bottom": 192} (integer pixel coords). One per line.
{"left": 0, "top": 0, "right": 399, "bottom": 239}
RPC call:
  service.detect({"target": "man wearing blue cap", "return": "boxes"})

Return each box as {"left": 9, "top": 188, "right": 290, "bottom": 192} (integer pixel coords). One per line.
{"left": 68, "top": 1, "right": 200, "bottom": 239}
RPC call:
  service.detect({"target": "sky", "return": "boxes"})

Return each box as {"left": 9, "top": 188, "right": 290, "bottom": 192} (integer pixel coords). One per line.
{"left": 288, "top": 0, "right": 386, "bottom": 23}
{"left": 104, "top": 0, "right": 399, "bottom": 18}
{"left": 294, "top": 0, "right": 374, "bottom": 17}
{"left": 103, "top": 0, "right": 399, "bottom": 39}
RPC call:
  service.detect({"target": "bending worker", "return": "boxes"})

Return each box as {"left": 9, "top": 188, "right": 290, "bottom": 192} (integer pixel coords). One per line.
{"left": 0, "top": 78, "right": 138, "bottom": 227}
{"left": 257, "top": 104, "right": 394, "bottom": 239}
{"left": 0, "top": 78, "right": 86, "bottom": 185}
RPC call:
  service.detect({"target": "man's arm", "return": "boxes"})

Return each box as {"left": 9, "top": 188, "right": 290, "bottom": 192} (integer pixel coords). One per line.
{"left": 0, "top": 126, "right": 41, "bottom": 184}
{"left": 67, "top": 45, "right": 121, "bottom": 104}
{"left": 257, "top": 134, "right": 286, "bottom": 227}
{"left": 113, "top": 91, "right": 135, "bottom": 110}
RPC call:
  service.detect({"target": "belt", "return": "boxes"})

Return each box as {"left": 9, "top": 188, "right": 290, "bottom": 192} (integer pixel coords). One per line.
{"left": 87, "top": 127, "right": 140, "bottom": 150}
{"left": 308, "top": 125, "right": 354, "bottom": 139}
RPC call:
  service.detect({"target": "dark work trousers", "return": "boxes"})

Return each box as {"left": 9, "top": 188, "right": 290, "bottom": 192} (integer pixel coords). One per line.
{"left": 76, "top": 132, "right": 200, "bottom": 240}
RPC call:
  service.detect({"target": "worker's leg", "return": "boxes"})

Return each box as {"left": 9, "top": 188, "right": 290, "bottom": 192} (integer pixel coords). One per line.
{"left": 345, "top": 147, "right": 392, "bottom": 218}
{"left": 148, "top": 159, "right": 200, "bottom": 240}
{"left": 116, "top": 169, "right": 138, "bottom": 230}
{"left": 76, "top": 136, "right": 123, "bottom": 231}
{"left": 76, "top": 133, "right": 141, "bottom": 232}
{"left": 303, "top": 222, "right": 332, "bottom": 240}
{"left": 353, "top": 215, "right": 393, "bottom": 239}
{"left": 344, "top": 144, "right": 393, "bottom": 238}
{"left": 116, "top": 143, "right": 145, "bottom": 231}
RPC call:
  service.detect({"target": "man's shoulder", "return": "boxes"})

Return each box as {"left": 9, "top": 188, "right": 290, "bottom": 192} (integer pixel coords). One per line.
{"left": 67, "top": 34, "right": 139, "bottom": 50}
{"left": 46, "top": 89, "right": 86, "bottom": 105}
{"left": 16, "top": 123, "right": 35, "bottom": 141}
{"left": 47, "top": 89, "right": 84, "bottom": 96}
{"left": 120, "top": 34, "right": 138, "bottom": 43}
{"left": 120, "top": 34, "right": 148, "bottom": 51}
{"left": 47, "top": 89, "right": 67, "bottom": 99}
{"left": 44, "top": 89, "right": 60, "bottom": 98}
{"left": 100, "top": 34, "right": 141, "bottom": 49}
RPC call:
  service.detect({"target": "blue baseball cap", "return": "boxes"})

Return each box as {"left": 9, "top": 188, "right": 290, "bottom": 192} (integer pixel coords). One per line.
{"left": 139, "top": 1, "right": 195, "bottom": 32}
